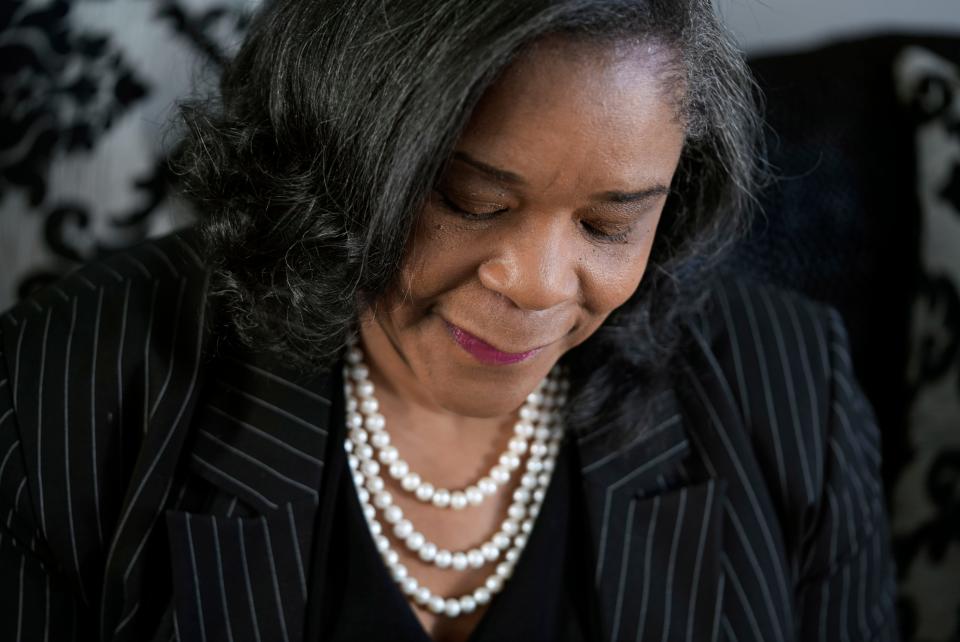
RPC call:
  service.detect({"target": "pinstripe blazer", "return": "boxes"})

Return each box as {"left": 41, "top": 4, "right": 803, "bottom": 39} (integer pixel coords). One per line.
{"left": 0, "top": 229, "right": 899, "bottom": 642}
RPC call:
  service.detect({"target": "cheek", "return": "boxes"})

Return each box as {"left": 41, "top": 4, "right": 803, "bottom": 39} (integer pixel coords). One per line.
{"left": 387, "top": 212, "right": 473, "bottom": 312}
{"left": 583, "top": 221, "right": 660, "bottom": 313}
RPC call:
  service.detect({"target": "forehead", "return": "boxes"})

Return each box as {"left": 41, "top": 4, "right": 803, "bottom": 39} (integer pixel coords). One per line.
{"left": 453, "top": 36, "right": 686, "bottom": 190}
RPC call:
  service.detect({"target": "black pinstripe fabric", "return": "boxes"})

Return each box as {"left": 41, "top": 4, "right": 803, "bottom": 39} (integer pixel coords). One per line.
{"left": 0, "top": 229, "right": 898, "bottom": 641}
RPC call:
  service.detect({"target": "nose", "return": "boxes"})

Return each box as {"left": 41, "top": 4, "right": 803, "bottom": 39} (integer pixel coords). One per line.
{"left": 477, "top": 214, "right": 579, "bottom": 311}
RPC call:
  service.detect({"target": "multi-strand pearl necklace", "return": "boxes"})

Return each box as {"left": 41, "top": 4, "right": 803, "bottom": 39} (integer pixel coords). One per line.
{"left": 342, "top": 336, "right": 568, "bottom": 618}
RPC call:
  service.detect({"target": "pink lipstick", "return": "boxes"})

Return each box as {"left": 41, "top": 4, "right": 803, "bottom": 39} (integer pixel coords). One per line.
{"left": 444, "top": 320, "right": 543, "bottom": 365}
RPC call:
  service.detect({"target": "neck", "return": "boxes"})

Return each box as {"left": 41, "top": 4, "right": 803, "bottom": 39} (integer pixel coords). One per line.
{"left": 355, "top": 316, "right": 519, "bottom": 478}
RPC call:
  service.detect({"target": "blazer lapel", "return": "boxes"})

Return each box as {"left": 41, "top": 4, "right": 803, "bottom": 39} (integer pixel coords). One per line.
{"left": 576, "top": 389, "right": 727, "bottom": 642}
{"left": 163, "top": 347, "right": 337, "bottom": 642}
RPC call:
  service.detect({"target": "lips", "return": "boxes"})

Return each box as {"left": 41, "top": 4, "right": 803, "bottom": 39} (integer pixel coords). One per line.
{"left": 443, "top": 320, "right": 545, "bottom": 365}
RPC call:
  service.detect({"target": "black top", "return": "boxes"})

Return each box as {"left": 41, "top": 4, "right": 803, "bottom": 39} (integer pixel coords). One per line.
{"left": 312, "top": 409, "right": 598, "bottom": 641}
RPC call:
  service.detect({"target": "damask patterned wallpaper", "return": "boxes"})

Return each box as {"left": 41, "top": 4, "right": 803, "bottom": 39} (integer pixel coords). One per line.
{"left": 893, "top": 46, "right": 960, "bottom": 641}
{"left": 0, "top": 0, "right": 254, "bottom": 309}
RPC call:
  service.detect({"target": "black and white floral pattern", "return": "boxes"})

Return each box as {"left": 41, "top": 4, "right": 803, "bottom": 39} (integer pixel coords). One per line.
{"left": 0, "top": 0, "right": 254, "bottom": 307}
{"left": 893, "top": 46, "right": 960, "bottom": 642}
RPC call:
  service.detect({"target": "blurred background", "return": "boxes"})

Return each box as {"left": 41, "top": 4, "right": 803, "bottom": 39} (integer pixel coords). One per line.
{"left": 0, "top": 0, "right": 958, "bottom": 639}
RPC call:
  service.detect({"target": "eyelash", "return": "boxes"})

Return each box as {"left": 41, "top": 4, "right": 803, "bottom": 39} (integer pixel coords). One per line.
{"left": 435, "top": 190, "right": 631, "bottom": 244}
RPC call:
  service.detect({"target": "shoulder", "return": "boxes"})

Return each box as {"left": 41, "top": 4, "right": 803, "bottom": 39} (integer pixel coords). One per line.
{"left": 2, "top": 227, "right": 208, "bottom": 329}
{"left": 679, "top": 273, "right": 846, "bottom": 427}
{"left": 0, "top": 228, "right": 211, "bottom": 584}
{"left": 0, "top": 227, "right": 210, "bottom": 381}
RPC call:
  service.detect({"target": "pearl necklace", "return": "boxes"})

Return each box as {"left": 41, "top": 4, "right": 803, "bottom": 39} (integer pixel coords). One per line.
{"left": 344, "top": 343, "right": 548, "bottom": 510}
{"left": 342, "top": 338, "right": 568, "bottom": 618}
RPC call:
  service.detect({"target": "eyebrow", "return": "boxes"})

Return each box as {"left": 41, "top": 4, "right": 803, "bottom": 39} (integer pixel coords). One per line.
{"left": 451, "top": 151, "right": 671, "bottom": 204}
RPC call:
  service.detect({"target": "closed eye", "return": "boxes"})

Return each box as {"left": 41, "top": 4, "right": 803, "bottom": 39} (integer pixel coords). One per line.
{"left": 435, "top": 189, "right": 508, "bottom": 219}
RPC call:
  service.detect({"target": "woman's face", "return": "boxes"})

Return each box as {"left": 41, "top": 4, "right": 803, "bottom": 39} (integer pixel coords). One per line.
{"left": 360, "top": 37, "right": 686, "bottom": 420}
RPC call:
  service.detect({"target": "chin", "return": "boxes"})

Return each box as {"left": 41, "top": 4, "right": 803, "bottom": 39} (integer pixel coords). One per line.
{"left": 430, "top": 379, "right": 531, "bottom": 419}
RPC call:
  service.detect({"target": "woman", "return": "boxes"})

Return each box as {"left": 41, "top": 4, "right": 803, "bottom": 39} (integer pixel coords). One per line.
{"left": 0, "top": 0, "right": 898, "bottom": 640}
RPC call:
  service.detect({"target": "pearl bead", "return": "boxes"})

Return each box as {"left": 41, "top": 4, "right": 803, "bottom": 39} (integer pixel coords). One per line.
{"left": 513, "top": 488, "right": 530, "bottom": 503}
{"left": 369, "top": 521, "right": 382, "bottom": 536}
{"left": 348, "top": 412, "right": 363, "bottom": 429}
{"left": 385, "top": 550, "right": 399, "bottom": 566}
{"left": 353, "top": 472, "right": 365, "bottom": 489}
{"left": 514, "top": 534, "right": 528, "bottom": 549}
{"left": 414, "top": 587, "right": 430, "bottom": 605}
{"left": 391, "top": 564, "right": 407, "bottom": 581}
{"left": 360, "top": 397, "right": 379, "bottom": 414}
{"left": 444, "top": 599, "right": 461, "bottom": 618}
{"left": 406, "top": 532, "right": 425, "bottom": 551}
{"left": 431, "top": 489, "right": 450, "bottom": 508}
{"left": 467, "top": 549, "right": 485, "bottom": 568}
{"left": 532, "top": 488, "right": 545, "bottom": 503}
{"left": 508, "top": 437, "right": 528, "bottom": 455}
{"left": 365, "top": 413, "right": 385, "bottom": 431}
{"left": 434, "top": 549, "right": 452, "bottom": 569}
{"left": 452, "top": 552, "right": 469, "bottom": 571}
{"left": 493, "top": 534, "right": 510, "bottom": 550}
{"left": 375, "top": 534, "right": 390, "bottom": 552}
{"left": 530, "top": 442, "right": 547, "bottom": 457}
{"left": 478, "top": 477, "right": 497, "bottom": 495}
{"left": 393, "top": 519, "right": 413, "bottom": 539}
{"left": 428, "top": 596, "right": 445, "bottom": 614}
{"left": 521, "top": 519, "right": 533, "bottom": 534}
{"left": 389, "top": 460, "right": 409, "bottom": 479}
{"left": 465, "top": 486, "right": 484, "bottom": 505}
{"left": 350, "top": 365, "right": 369, "bottom": 381}
{"left": 344, "top": 438, "right": 354, "bottom": 453}
{"left": 507, "top": 504, "right": 525, "bottom": 520}
{"left": 520, "top": 474, "right": 537, "bottom": 489}
{"left": 534, "top": 426, "right": 550, "bottom": 441}
{"left": 361, "top": 460, "right": 380, "bottom": 477}
{"left": 415, "top": 483, "right": 435, "bottom": 502}
{"left": 538, "top": 473, "right": 550, "bottom": 486}
{"left": 496, "top": 562, "right": 511, "bottom": 579}
{"left": 401, "top": 577, "right": 418, "bottom": 595}
{"left": 365, "top": 475, "right": 384, "bottom": 493}
{"left": 373, "top": 490, "right": 393, "bottom": 508}
{"left": 519, "top": 406, "right": 538, "bottom": 421}
{"left": 356, "top": 381, "right": 374, "bottom": 399}
{"left": 347, "top": 455, "right": 359, "bottom": 471}
{"left": 450, "top": 491, "right": 467, "bottom": 510}
{"left": 363, "top": 505, "right": 375, "bottom": 521}
{"left": 459, "top": 596, "right": 476, "bottom": 614}
{"left": 525, "top": 391, "right": 542, "bottom": 405}
{"left": 371, "top": 431, "right": 390, "bottom": 448}
{"left": 474, "top": 588, "right": 491, "bottom": 605}
{"left": 499, "top": 453, "right": 520, "bottom": 471}
{"left": 485, "top": 575, "right": 503, "bottom": 593}
{"left": 357, "top": 488, "right": 369, "bottom": 504}
{"left": 490, "top": 466, "right": 509, "bottom": 485}
{"left": 527, "top": 459, "right": 543, "bottom": 473}
{"left": 378, "top": 446, "right": 398, "bottom": 464}
{"left": 505, "top": 549, "right": 519, "bottom": 563}
{"left": 358, "top": 445, "right": 373, "bottom": 460}
{"left": 384, "top": 505, "right": 402, "bottom": 524}
{"left": 502, "top": 520, "right": 518, "bottom": 536}
{"left": 481, "top": 543, "right": 499, "bottom": 561}
{"left": 419, "top": 542, "right": 437, "bottom": 562}
{"left": 401, "top": 473, "right": 420, "bottom": 491}
{"left": 514, "top": 421, "right": 534, "bottom": 438}
{"left": 346, "top": 347, "right": 362, "bottom": 364}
